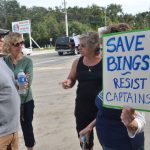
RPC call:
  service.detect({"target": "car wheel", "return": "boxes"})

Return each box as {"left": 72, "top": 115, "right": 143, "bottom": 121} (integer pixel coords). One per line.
{"left": 58, "top": 52, "right": 63, "bottom": 56}
{"left": 77, "top": 47, "right": 80, "bottom": 54}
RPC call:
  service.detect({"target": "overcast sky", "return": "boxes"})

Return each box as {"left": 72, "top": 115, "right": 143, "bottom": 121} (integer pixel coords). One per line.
{"left": 17, "top": 0, "right": 149, "bottom": 15}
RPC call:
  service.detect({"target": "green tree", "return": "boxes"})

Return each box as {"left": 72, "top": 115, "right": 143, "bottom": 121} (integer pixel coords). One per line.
{"left": 0, "top": 0, "right": 21, "bottom": 29}
{"left": 106, "top": 4, "right": 123, "bottom": 24}
{"left": 0, "top": 1, "right": 148, "bottom": 47}
{"left": 69, "top": 21, "right": 91, "bottom": 36}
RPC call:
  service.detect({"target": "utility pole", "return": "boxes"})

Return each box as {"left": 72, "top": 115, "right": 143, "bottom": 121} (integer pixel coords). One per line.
{"left": 104, "top": 7, "right": 107, "bottom": 26}
{"left": 63, "top": 0, "right": 68, "bottom": 36}
{"left": 3, "top": 0, "right": 7, "bottom": 28}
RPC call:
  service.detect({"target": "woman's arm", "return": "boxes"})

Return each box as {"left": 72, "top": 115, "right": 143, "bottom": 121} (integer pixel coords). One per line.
{"left": 24, "top": 58, "right": 33, "bottom": 86}
{"left": 61, "top": 58, "right": 79, "bottom": 89}
{"left": 79, "top": 119, "right": 96, "bottom": 139}
{"left": 121, "top": 107, "right": 146, "bottom": 138}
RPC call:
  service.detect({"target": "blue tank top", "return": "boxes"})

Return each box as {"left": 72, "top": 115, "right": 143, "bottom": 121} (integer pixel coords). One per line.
{"left": 95, "top": 91, "right": 144, "bottom": 150}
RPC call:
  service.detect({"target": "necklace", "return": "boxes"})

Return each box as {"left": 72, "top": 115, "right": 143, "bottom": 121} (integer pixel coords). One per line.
{"left": 88, "top": 66, "right": 92, "bottom": 72}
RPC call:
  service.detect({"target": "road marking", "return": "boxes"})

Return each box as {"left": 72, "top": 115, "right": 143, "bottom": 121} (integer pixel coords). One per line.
{"left": 34, "top": 59, "right": 55, "bottom": 66}
{"left": 33, "top": 55, "right": 79, "bottom": 66}
{"left": 35, "top": 66, "right": 70, "bottom": 71}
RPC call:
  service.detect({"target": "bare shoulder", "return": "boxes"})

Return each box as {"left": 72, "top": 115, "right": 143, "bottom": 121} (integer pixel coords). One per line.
{"left": 72, "top": 57, "right": 80, "bottom": 66}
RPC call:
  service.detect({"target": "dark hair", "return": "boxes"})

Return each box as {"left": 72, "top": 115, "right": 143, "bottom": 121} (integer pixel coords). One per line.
{"left": 102, "top": 23, "right": 131, "bottom": 34}
{"left": 0, "top": 29, "right": 9, "bottom": 36}
{"left": 99, "top": 23, "right": 131, "bottom": 51}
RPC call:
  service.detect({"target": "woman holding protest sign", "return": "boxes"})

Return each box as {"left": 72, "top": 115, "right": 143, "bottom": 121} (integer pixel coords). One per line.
{"left": 79, "top": 23, "right": 145, "bottom": 150}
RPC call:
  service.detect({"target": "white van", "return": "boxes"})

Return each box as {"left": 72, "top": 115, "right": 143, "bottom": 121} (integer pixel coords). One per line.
{"left": 22, "top": 47, "right": 32, "bottom": 55}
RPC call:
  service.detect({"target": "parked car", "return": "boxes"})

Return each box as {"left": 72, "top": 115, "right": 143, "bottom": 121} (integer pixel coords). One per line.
{"left": 22, "top": 47, "right": 32, "bottom": 55}
{"left": 55, "top": 36, "right": 78, "bottom": 56}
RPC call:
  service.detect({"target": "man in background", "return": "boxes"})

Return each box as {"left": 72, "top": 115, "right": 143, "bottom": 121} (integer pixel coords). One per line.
{"left": 0, "top": 29, "right": 20, "bottom": 150}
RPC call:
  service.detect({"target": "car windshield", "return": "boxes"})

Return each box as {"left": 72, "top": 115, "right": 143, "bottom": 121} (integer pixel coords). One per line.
{"left": 55, "top": 37, "right": 69, "bottom": 44}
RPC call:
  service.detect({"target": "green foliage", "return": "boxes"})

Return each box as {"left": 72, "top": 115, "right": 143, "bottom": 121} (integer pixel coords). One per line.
{"left": 69, "top": 21, "right": 91, "bottom": 36}
{"left": 0, "top": 0, "right": 149, "bottom": 47}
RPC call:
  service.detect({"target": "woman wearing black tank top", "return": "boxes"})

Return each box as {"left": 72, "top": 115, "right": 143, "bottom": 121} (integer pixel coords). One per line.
{"left": 61, "top": 31, "right": 102, "bottom": 150}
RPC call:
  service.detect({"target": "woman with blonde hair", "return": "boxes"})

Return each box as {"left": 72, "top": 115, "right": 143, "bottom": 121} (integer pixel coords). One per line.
{"left": 3, "top": 32, "right": 35, "bottom": 150}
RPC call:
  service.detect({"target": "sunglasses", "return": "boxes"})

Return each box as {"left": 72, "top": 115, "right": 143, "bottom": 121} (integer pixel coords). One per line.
{"left": 12, "top": 41, "right": 24, "bottom": 47}
{"left": 0, "top": 36, "right": 4, "bottom": 42}
{"left": 79, "top": 43, "right": 86, "bottom": 48}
